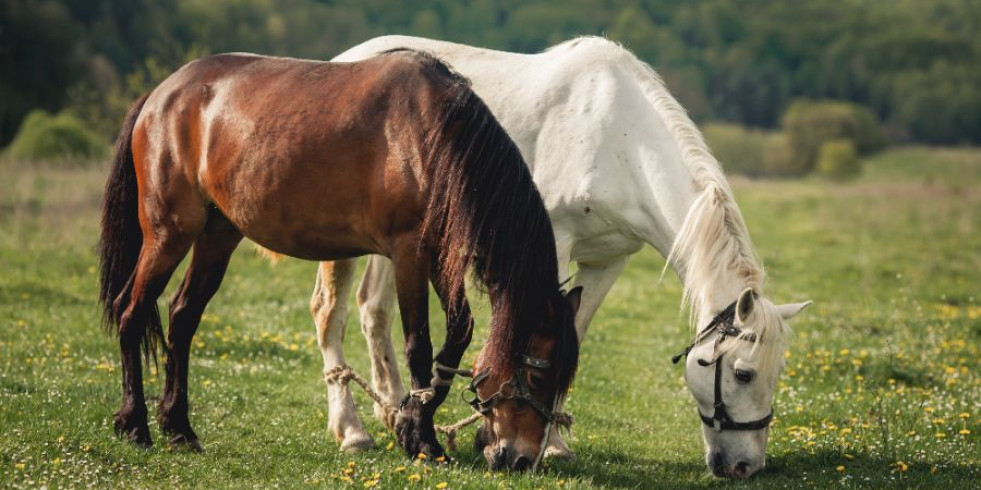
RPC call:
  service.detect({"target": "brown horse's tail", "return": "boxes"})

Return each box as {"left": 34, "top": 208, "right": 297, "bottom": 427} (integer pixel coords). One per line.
{"left": 98, "top": 93, "right": 162, "bottom": 364}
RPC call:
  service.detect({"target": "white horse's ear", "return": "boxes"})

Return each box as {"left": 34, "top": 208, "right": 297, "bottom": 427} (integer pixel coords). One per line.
{"left": 735, "top": 287, "right": 756, "bottom": 323}
{"left": 775, "top": 301, "right": 812, "bottom": 320}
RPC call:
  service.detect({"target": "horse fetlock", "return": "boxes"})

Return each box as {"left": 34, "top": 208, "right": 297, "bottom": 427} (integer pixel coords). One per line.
{"left": 114, "top": 407, "right": 153, "bottom": 448}
{"left": 395, "top": 399, "right": 444, "bottom": 459}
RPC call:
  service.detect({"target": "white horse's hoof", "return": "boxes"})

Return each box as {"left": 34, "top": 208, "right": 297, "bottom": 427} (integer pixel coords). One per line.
{"left": 340, "top": 432, "right": 375, "bottom": 452}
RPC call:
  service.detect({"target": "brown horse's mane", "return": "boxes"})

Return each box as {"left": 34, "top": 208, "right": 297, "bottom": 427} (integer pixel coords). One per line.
{"left": 395, "top": 48, "right": 578, "bottom": 395}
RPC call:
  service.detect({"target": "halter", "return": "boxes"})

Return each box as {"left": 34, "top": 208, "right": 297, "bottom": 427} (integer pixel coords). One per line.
{"left": 672, "top": 300, "right": 773, "bottom": 432}
{"left": 463, "top": 354, "right": 563, "bottom": 471}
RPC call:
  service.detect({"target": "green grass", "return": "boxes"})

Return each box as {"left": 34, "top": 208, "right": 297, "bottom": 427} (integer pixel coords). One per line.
{"left": 1, "top": 147, "right": 978, "bottom": 488}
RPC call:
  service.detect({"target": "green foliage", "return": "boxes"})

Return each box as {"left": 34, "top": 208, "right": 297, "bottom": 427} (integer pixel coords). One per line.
{"left": 761, "top": 132, "right": 800, "bottom": 177}
{"left": 816, "top": 139, "right": 860, "bottom": 180}
{"left": 5, "top": 110, "right": 109, "bottom": 161}
{"left": 783, "top": 100, "right": 885, "bottom": 175}
{"left": 703, "top": 123, "right": 767, "bottom": 176}
{"left": 3, "top": 0, "right": 981, "bottom": 145}
{"left": 702, "top": 123, "right": 803, "bottom": 177}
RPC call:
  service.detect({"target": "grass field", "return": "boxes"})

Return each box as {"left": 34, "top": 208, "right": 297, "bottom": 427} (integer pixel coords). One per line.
{"left": 1, "top": 147, "right": 978, "bottom": 488}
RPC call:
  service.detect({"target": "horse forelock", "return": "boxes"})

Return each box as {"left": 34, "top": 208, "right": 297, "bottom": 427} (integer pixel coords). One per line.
{"left": 418, "top": 71, "right": 569, "bottom": 381}
{"left": 718, "top": 298, "right": 790, "bottom": 378}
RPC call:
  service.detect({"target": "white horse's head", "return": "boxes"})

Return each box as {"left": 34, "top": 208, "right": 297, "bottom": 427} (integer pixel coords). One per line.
{"left": 680, "top": 287, "right": 810, "bottom": 478}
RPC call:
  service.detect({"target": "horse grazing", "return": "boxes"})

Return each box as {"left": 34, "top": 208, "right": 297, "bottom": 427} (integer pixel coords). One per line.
{"left": 313, "top": 36, "right": 811, "bottom": 478}
{"left": 97, "top": 49, "right": 581, "bottom": 468}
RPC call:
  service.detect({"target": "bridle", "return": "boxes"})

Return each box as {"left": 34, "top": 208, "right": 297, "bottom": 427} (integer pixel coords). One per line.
{"left": 463, "top": 355, "right": 558, "bottom": 422}
{"left": 672, "top": 299, "right": 773, "bottom": 432}
{"left": 461, "top": 354, "right": 565, "bottom": 471}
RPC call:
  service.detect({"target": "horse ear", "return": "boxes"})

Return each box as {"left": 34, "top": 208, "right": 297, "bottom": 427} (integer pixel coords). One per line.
{"left": 736, "top": 287, "right": 756, "bottom": 324}
{"left": 565, "top": 286, "right": 584, "bottom": 316}
{"left": 775, "top": 300, "right": 812, "bottom": 320}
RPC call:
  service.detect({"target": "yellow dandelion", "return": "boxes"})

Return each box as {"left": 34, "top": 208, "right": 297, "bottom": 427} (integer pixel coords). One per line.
{"left": 935, "top": 432, "right": 946, "bottom": 439}
{"left": 348, "top": 461, "right": 357, "bottom": 467}
{"left": 836, "top": 465, "right": 845, "bottom": 472}
{"left": 14, "top": 463, "right": 25, "bottom": 470}
{"left": 844, "top": 453, "right": 855, "bottom": 460}
{"left": 436, "top": 483, "right": 448, "bottom": 489}
{"left": 417, "top": 453, "right": 428, "bottom": 460}
{"left": 435, "top": 455, "right": 446, "bottom": 463}
{"left": 407, "top": 473, "right": 422, "bottom": 482}
{"left": 959, "top": 429, "right": 971, "bottom": 435}
{"left": 959, "top": 412, "right": 970, "bottom": 419}
{"left": 394, "top": 466, "right": 406, "bottom": 473}
{"left": 386, "top": 441, "right": 395, "bottom": 451}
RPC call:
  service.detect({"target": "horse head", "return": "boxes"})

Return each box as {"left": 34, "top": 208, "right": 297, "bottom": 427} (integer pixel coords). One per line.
{"left": 470, "top": 287, "right": 582, "bottom": 471}
{"left": 677, "top": 287, "right": 810, "bottom": 478}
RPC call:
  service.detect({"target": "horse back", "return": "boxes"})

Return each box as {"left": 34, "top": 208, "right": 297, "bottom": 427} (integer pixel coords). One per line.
{"left": 130, "top": 51, "right": 459, "bottom": 260}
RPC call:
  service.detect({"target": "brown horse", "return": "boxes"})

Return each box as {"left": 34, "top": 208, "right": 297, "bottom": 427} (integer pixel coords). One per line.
{"left": 97, "top": 49, "right": 581, "bottom": 468}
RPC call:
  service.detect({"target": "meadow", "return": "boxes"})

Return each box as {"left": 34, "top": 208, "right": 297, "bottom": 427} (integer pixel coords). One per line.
{"left": 0, "top": 147, "right": 977, "bottom": 488}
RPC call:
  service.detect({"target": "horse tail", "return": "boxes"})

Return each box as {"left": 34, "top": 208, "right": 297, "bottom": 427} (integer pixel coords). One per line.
{"left": 98, "top": 93, "right": 163, "bottom": 364}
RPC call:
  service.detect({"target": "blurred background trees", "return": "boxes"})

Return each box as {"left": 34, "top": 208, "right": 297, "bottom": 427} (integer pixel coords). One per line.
{"left": 2, "top": 0, "right": 978, "bottom": 176}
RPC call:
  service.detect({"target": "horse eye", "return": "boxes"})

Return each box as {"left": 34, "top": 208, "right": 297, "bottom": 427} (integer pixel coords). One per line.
{"left": 527, "top": 372, "right": 545, "bottom": 389}
{"left": 734, "top": 368, "right": 755, "bottom": 383}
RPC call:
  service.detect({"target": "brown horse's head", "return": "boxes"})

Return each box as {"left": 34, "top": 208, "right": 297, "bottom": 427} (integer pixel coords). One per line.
{"left": 471, "top": 287, "right": 582, "bottom": 471}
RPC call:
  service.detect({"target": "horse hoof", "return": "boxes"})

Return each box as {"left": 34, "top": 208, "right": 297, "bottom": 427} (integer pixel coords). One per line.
{"left": 168, "top": 434, "right": 204, "bottom": 453}
{"left": 340, "top": 433, "right": 376, "bottom": 453}
{"left": 114, "top": 415, "right": 153, "bottom": 448}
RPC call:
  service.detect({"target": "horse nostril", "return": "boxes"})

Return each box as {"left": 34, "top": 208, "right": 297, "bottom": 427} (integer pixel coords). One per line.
{"left": 511, "top": 455, "right": 532, "bottom": 471}
{"left": 734, "top": 461, "right": 752, "bottom": 478}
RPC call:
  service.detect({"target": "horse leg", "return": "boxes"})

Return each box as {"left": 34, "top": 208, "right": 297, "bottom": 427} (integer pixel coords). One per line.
{"left": 311, "top": 259, "right": 375, "bottom": 452}
{"left": 114, "top": 225, "right": 200, "bottom": 447}
{"left": 356, "top": 255, "right": 406, "bottom": 426}
{"left": 428, "top": 263, "right": 474, "bottom": 406}
{"left": 391, "top": 243, "right": 443, "bottom": 458}
{"left": 544, "top": 256, "right": 628, "bottom": 461}
{"left": 157, "top": 212, "right": 242, "bottom": 451}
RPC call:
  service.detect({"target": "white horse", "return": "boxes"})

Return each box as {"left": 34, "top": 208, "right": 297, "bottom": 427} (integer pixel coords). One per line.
{"left": 312, "top": 35, "right": 811, "bottom": 478}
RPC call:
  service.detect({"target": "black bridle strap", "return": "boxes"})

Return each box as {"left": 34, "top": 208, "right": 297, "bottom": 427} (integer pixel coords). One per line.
{"left": 701, "top": 354, "right": 773, "bottom": 431}
{"left": 464, "top": 355, "right": 559, "bottom": 423}
{"left": 671, "top": 299, "right": 773, "bottom": 432}
{"left": 671, "top": 301, "right": 738, "bottom": 365}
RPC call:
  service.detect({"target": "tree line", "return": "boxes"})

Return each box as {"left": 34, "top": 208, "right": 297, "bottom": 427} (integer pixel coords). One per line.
{"left": 2, "top": 0, "right": 979, "bottom": 149}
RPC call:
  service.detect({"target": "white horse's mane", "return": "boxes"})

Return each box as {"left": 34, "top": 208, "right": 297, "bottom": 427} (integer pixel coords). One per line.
{"left": 554, "top": 37, "right": 787, "bottom": 368}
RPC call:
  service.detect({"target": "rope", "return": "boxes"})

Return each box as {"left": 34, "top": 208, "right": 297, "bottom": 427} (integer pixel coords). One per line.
{"left": 324, "top": 365, "right": 398, "bottom": 430}
{"left": 434, "top": 412, "right": 483, "bottom": 451}
{"left": 323, "top": 364, "right": 574, "bottom": 453}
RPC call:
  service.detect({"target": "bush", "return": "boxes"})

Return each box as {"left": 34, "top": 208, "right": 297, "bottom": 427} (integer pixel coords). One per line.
{"left": 816, "top": 139, "right": 860, "bottom": 180}
{"left": 703, "top": 123, "right": 767, "bottom": 176}
{"left": 761, "top": 132, "right": 805, "bottom": 177}
{"left": 5, "top": 110, "right": 109, "bottom": 160}
{"left": 703, "top": 123, "right": 806, "bottom": 177}
{"left": 782, "top": 99, "right": 885, "bottom": 174}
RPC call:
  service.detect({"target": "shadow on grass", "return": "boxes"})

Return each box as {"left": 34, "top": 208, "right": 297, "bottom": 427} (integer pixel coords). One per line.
{"left": 447, "top": 445, "right": 979, "bottom": 488}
